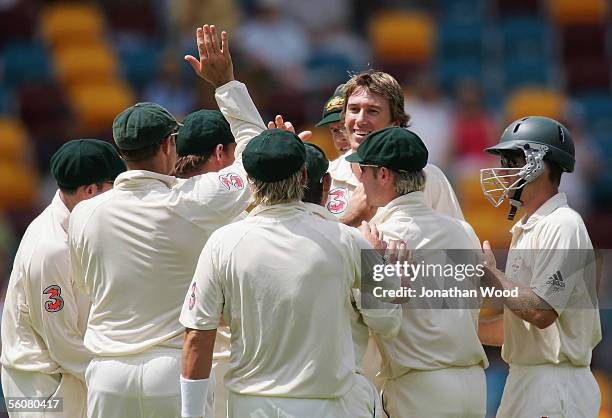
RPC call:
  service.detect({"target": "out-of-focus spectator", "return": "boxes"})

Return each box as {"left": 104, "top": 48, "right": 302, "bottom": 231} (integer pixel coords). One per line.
{"left": 451, "top": 80, "right": 497, "bottom": 168}
{"left": 404, "top": 75, "right": 453, "bottom": 171}
{"left": 282, "top": 0, "right": 350, "bottom": 31}
{"left": 236, "top": 0, "right": 310, "bottom": 88}
{"left": 143, "top": 52, "right": 196, "bottom": 120}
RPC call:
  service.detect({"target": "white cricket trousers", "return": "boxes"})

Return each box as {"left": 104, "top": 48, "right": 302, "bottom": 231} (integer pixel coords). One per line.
{"left": 497, "top": 363, "right": 600, "bottom": 418}
{"left": 85, "top": 347, "right": 215, "bottom": 418}
{"left": 228, "top": 373, "right": 383, "bottom": 418}
{"left": 1, "top": 366, "right": 86, "bottom": 418}
{"left": 381, "top": 365, "right": 486, "bottom": 418}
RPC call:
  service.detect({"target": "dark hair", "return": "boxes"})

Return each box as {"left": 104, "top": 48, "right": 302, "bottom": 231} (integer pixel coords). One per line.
{"left": 119, "top": 141, "right": 164, "bottom": 163}
{"left": 546, "top": 160, "right": 563, "bottom": 186}
{"left": 59, "top": 182, "right": 106, "bottom": 195}
{"left": 302, "top": 182, "right": 324, "bottom": 205}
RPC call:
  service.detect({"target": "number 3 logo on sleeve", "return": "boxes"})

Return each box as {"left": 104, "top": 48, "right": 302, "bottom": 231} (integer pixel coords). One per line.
{"left": 43, "top": 285, "right": 64, "bottom": 313}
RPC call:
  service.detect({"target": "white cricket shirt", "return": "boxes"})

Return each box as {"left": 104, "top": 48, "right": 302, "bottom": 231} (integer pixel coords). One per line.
{"left": 1, "top": 192, "right": 91, "bottom": 381}
{"left": 304, "top": 202, "right": 402, "bottom": 374}
{"left": 327, "top": 155, "right": 465, "bottom": 220}
{"left": 371, "top": 192, "right": 488, "bottom": 379}
{"left": 501, "top": 193, "right": 601, "bottom": 366}
{"left": 68, "top": 81, "right": 262, "bottom": 356}
{"left": 180, "top": 202, "right": 382, "bottom": 397}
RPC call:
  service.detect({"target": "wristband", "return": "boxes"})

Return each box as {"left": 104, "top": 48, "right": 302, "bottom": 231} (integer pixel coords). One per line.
{"left": 180, "top": 375, "right": 209, "bottom": 418}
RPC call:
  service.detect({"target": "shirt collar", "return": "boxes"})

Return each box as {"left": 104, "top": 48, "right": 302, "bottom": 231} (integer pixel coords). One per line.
{"left": 303, "top": 202, "right": 338, "bottom": 221}
{"left": 114, "top": 170, "right": 178, "bottom": 190}
{"left": 370, "top": 191, "right": 428, "bottom": 225}
{"left": 329, "top": 152, "right": 360, "bottom": 187}
{"left": 510, "top": 192, "right": 568, "bottom": 234}
{"left": 52, "top": 190, "right": 71, "bottom": 234}
{"left": 248, "top": 201, "right": 310, "bottom": 219}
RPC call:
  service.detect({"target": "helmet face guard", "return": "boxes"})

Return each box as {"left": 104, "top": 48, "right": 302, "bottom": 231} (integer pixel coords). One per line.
{"left": 480, "top": 143, "right": 549, "bottom": 207}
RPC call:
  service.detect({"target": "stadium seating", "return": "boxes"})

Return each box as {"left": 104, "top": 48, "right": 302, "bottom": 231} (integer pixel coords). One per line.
{"left": 369, "top": 11, "right": 435, "bottom": 65}
{"left": 0, "top": 118, "right": 28, "bottom": 162}
{"left": 505, "top": 87, "right": 566, "bottom": 121}
{"left": 548, "top": 0, "right": 609, "bottom": 26}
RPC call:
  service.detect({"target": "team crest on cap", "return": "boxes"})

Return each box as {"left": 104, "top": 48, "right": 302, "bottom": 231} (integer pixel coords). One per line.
{"left": 327, "top": 187, "right": 348, "bottom": 214}
{"left": 325, "top": 96, "right": 345, "bottom": 112}
{"left": 219, "top": 173, "right": 245, "bottom": 191}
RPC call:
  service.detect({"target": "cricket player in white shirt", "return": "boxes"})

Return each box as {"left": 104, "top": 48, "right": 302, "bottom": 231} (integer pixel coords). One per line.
{"left": 479, "top": 116, "right": 601, "bottom": 418}
{"left": 173, "top": 108, "right": 242, "bottom": 418}
{"left": 324, "top": 70, "right": 464, "bottom": 223}
{"left": 179, "top": 129, "right": 403, "bottom": 418}
{"left": 347, "top": 126, "right": 488, "bottom": 418}
{"left": 301, "top": 142, "right": 403, "bottom": 417}
{"left": 68, "top": 25, "right": 260, "bottom": 418}
{"left": 1, "top": 139, "right": 125, "bottom": 418}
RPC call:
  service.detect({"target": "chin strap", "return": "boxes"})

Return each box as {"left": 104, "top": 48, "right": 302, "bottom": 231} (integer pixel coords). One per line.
{"left": 507, "top": 179, "right": 526, "bottom": 221}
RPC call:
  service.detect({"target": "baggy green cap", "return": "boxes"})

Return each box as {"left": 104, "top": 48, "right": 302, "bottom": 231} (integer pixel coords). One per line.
{"left": 112, "top": 102, "right": 180, "bottom": 151}
{"left": 315, "top": 84, "right": 345, "bottom": 127}
{"left": 243, "top": 129, "right": 306, "bottom": 182}
{"left": 177, "top": 110, "right": 234, "bottom": 156}
{"left": 304, "top": 142, "right": 329, "bottom": 185}
{"left": 345, "top": 127, "right": 428, "bottom": 171}
{"left": 51, "top": 139, "right": 126, "bottom": 189}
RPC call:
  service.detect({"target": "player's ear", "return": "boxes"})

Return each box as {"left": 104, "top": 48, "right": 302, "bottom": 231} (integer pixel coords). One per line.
{"left": 215, "top": 144, "right": 224, "bottom": 160}
{"left": 322, "top": 173, "right": 331, "bottom": 194}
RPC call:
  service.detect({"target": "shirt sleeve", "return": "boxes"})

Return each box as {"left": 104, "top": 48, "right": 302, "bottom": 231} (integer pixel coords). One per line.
{"left": 423, "top": 164, "right": 465, "bottom": 220}
{"left": 530, "top": 220, "right": 597, "bottom": 316}
{"left": 37, "top": 242, "right": 92, "bottom": 382}
{"left": 181, "top": 80, "right": 265, "bottom": 226}
{"left": 179, "top": 237, "right": 224, "bottom": 331}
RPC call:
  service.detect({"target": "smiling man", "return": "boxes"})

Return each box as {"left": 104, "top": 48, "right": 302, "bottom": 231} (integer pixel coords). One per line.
{"left": 325, "top": 70, "right": 464, "bottom": 224}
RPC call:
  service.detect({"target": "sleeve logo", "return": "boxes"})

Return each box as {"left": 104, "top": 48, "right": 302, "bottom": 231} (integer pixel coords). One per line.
{"left": 188, "top": 282, "right": 197, "bottom": 310}
{"left": 545, "top": 270, "right": 565, "bottom": 292}
{"left": 43, "top": 285, "right": 64, "bottom": 312}
{"left": 219, "top": 173, "right": 245, "bottom": 191}
{"left": 326, "top": 187, "right": 348, "bottom": 214}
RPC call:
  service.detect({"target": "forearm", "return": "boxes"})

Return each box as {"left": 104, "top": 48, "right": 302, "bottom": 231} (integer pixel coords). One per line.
{"left": 214, "top": 81, "right": 266, "bottom": 157}
{"left": 484, "top": 267, "right": 557, "bottom": 329}
{"left": 181, "top": 328, "right": 216, "bottom": 379}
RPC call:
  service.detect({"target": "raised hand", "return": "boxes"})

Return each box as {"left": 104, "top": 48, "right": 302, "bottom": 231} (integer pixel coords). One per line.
{"left": 185, "top": 24, "right": 234, "bottom": 88}
{"left": 267, "top": 114, "right": 312, "bottom": 141}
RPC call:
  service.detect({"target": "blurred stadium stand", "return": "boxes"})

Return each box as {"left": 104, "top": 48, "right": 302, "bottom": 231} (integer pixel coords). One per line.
{"left": 0, "top": 1, "right": 610, "bottom": 416}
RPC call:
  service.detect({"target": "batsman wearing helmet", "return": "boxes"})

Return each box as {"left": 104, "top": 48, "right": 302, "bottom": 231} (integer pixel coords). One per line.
{"left": 479, "top": 116, "right": 601, "bottom": 418}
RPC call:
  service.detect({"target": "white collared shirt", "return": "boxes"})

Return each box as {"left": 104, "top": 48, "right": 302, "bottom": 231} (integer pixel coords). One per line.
{"left": 68, "top": 81, "right": 262, "bottom": 356}
{"left": 501, "top": 193, "right": 601, "bottom": 366}
{"left": 327, "top": 155, "right": 465, "bottom": 220}
{"left": 371, "top": 192, "right": 488, "bottom": 379}
{"left": 180, "top": 201, "right": 385, "bottom": 397}
{"left": 1, "top": 192, "right": 92, "bottom": 381}
{"left": 304, "top": 202, "right": 402, "bottom": 374}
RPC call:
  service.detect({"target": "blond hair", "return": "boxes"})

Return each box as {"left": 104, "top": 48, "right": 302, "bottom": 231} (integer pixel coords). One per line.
{"left": 250, "top": 166, "right": 306, "bottom": 206}
{"left": 393, "top": 170, "right": 425, "bottom": 195}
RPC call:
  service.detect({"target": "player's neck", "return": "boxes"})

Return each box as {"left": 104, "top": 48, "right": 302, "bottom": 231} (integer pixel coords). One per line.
{"left": 522, "top": 186, "right": 558, "bottom": 219}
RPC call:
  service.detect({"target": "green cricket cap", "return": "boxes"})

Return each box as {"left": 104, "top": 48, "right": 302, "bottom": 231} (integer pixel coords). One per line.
{"left": 243, "top": 129, "right": 306, "bottom": 182}
{"left": 112, "top": 102, "right": 180, "bottom": 150}
{"left": 176, "top": 109, "right": 234, "bottom": 156}
{"left": 51, "top": 139, "right": 126, "bottom": 189}
{"left": 345, "top": 127, "right": 428, "bottom": 171}
{"left": 304, "top": 142, "right": 329, "bottom": 185}
{"left": 315, "top": 84, "right": 345, "bottom": 127}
